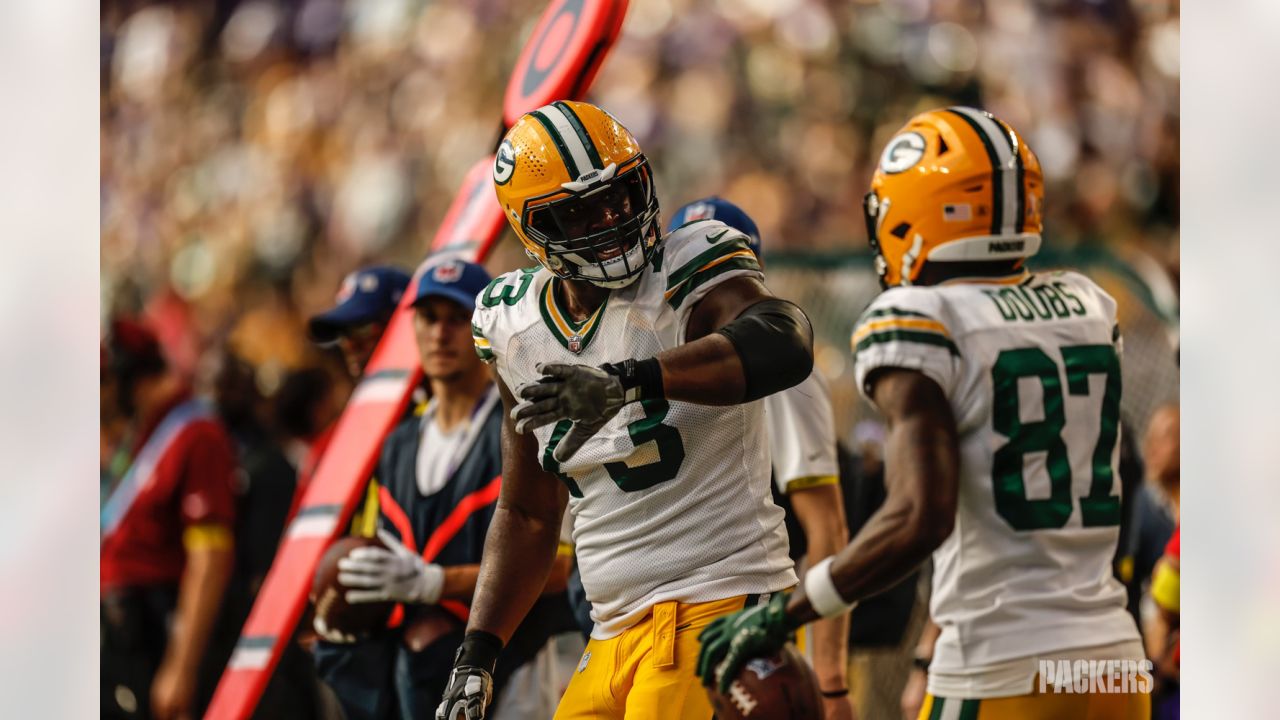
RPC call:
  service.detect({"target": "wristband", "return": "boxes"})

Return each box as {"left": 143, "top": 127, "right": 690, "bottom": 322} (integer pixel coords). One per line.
{"left": 804, "top": 556, "right": 855, "bottom": 619}
{"left": 602, "top": 358, "right": 664, "bottom": 403}
{"left": 821, "top": 688, "right": 849, "bottom": 698}
{"left": 454, "top": 630, "right": 504, "bottom": 674}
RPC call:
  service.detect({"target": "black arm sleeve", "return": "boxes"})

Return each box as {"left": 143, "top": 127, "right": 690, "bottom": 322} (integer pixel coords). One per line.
{"left": 716, "top": 298, "right": 814, "bottom": 402}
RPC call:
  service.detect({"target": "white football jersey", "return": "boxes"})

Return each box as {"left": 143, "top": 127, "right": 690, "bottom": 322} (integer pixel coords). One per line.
{"left": 765, "top": 369, "right": 839, "bottom": 494}
{"left": 851, "top": 271, "right": 1139, "bottom": 688}
{"left": 473, "top": 220, "right": 796, "bottom": 639}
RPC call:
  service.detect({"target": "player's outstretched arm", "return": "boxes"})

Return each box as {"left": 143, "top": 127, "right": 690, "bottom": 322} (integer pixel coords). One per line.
{"left": 438, "top": 378, "right": 568, "bottom": 720}
{"left": 787, "top": 368, "right": 958, "bottom": 627}
{"left": 512, "top": 275, "right": 812, "bottom": 461}
{"left": 660, "top": 275, "right": 814, "bottom": 405}
{"left": 697, "top": 368, "right": 957, "bottom": 692}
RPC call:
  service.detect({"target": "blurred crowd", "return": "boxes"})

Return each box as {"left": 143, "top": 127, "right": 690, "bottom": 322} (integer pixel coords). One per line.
{"left": 102, "top": 0, "right": 1179, "bottom": 388}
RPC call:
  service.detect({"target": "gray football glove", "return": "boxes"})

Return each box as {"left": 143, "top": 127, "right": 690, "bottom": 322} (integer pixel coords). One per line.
{"left": 512, "top": 362, "right": 632, "bottom": 462}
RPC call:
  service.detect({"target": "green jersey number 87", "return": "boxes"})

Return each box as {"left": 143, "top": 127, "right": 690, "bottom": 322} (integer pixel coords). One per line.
{"left": 990, "top": 343, "right": 1122, "bottom": 531}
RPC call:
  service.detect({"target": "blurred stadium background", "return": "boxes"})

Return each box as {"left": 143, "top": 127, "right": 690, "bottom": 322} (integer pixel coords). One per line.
{"left": 101, "top": 0, "right": 1179, "bottom": 432}
{"left": 100, "top": 0, "right": 1179, "bottom": 715}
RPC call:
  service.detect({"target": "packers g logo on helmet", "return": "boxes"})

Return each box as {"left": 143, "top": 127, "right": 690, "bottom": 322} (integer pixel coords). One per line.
{"left": 493, "top": 140, "right": 516, "bottom": 185}
{"left": 493, "top": 100, "right": 662, "bottom": 289}
{"left": 879, "top": 132, "right": 927, "bottom": 174}
{"left": 864, "top": 107, "right": 1044, "bottom": 288}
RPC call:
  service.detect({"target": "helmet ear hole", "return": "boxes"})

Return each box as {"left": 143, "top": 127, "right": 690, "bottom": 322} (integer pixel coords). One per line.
{"left": 890, "top": 222, "right": 911, "bottom": 239}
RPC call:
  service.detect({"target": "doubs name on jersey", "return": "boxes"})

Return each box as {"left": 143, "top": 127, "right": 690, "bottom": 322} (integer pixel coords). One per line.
{"left": 982, "top": 279, "right": 1088, "bottom": 323}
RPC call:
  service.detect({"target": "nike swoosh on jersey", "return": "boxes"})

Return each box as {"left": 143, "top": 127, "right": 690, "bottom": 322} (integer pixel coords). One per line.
{"left": 706, "top": 230, "right": 729, "bottom": 244}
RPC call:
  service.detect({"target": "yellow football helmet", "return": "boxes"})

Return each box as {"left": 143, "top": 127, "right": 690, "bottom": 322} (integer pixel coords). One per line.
{"left": 493, "top": 101, "right": 661, "bottom": 289}
{"left": 864, "top": 107, "right": 1044, "bottom": 287}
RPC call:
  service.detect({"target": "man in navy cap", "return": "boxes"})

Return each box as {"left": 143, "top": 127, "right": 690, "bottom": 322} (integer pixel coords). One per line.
{"left": 666, "top": 196, "right": 763, "bottom": 257}
{"left": 316, "top": 257, "right": 574, "bottom": 719}
{"left": 303, "top": 264, "right": 414, "bottom": 718}
{"left": 296, "top": 265, "right": 413, "bottom": 503}
{"left": 309, "top": 266, "right": 413, "bottom": 379}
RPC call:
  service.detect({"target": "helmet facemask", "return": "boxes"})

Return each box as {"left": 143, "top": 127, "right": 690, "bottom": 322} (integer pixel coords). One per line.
{"left": 863, "top": 191, "right": 891, "bottom": 289}
{"left": 523, "top": 159, "right": 661, "bottom": 289}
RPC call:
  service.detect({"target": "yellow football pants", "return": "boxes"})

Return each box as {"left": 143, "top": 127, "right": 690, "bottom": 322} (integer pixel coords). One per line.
{"left": 553, "top": 594, "right": 763, "bottom": 720}
{"left": 919, "top": 685, "right": 1151, "bottom": 720}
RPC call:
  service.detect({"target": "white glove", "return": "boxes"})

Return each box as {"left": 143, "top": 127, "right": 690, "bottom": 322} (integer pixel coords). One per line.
{"left": 337, "top": 529, "right": 445, "bottom": 605}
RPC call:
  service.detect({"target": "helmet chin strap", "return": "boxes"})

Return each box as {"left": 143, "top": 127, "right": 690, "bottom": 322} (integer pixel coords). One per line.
{"left": 589, "top": 273, "right": 643, "bottom": 290}
{"left": 575, "top": 240, "right": 647, "bottom": 289}
{"left": 529, "top": 249, "right": 572, "bottom": 278}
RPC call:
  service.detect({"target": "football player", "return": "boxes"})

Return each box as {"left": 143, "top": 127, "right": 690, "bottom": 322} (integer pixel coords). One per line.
{"left": 668, "top": 197, "right": 854, "bottom": 719}
{"left": 435, "top": 101, "right": 813, "bottom": 720}
{"left": 698, "top": 108, "right": 1148, "bottom": 719}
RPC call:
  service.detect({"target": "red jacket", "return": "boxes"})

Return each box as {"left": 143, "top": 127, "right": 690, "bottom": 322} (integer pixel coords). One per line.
{"left": 101, "top": 391, "right": 236, "bottom": 592}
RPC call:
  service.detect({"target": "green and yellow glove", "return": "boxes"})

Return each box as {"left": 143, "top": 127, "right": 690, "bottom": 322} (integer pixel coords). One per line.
{"left": 696, "top": 591, "right": 793, "bottom": 694}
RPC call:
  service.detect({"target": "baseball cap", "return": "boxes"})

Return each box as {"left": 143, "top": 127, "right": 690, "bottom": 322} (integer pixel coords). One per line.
{"left": 411, "top": 258, "right": 492, "bottom": 311}
{"left": 308, "top": 266, "right": 411, "bottom": 345}
{"left": 667, "top": 196, "right": 762, "bottom": 257}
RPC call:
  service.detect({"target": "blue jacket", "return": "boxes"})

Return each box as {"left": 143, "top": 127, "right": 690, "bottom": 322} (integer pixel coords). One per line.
{"left": 376, "top": 387, "right": 504, "bottom": 627}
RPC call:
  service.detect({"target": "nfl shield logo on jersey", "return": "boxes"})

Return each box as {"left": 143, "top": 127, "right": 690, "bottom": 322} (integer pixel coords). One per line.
{"left": 568, "top": 335, "right": 583, "bottom": 353}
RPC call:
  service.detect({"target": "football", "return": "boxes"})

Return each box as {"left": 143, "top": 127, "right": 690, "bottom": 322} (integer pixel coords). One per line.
{"left": 310, "top": 535, "right": 395, "bottom": 640}
{"left": 707, "top": 644, "right": 824, "bottom": 720}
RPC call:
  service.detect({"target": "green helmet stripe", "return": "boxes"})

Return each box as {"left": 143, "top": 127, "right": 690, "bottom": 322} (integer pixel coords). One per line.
{"left": 553, "top": 101, "right": 605, "bottom": 171}
{"left": 531, "top": 109, "right": 582, "bottom": 180}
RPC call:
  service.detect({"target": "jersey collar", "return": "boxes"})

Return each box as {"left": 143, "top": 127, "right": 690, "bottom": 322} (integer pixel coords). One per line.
{"left": 539, "top": 277, "right": 609, "bottom": 354}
